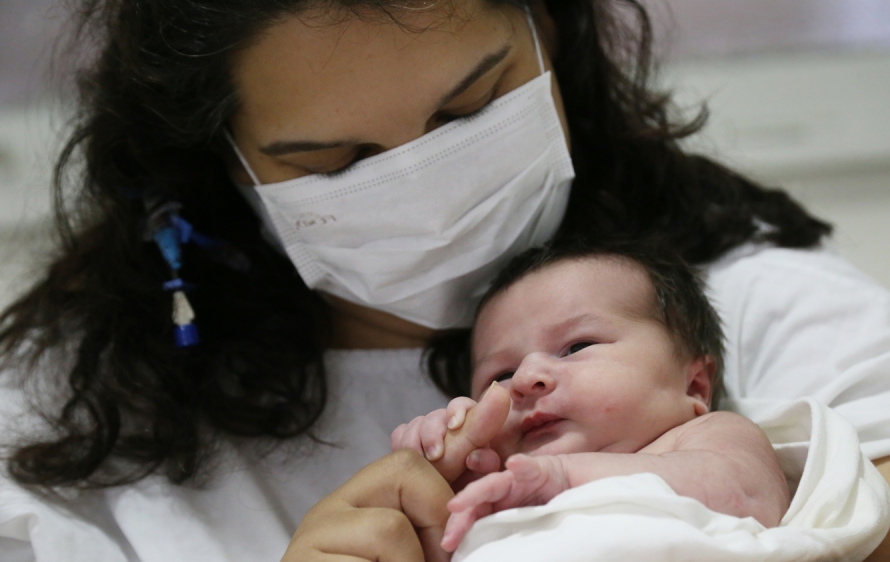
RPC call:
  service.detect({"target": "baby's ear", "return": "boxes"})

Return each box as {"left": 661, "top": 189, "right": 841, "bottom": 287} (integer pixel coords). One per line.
{"left": 685, "top": 356, "right": 716, "bottom": 416}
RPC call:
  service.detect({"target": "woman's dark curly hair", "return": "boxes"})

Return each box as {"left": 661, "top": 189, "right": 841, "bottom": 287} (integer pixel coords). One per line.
{"left": 0, "top": 0, "right": 830, "bottom": 489}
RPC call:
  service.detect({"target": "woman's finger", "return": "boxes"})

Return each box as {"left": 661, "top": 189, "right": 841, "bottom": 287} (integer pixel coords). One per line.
{"left": 285, "top": 450, "right": 454, "bottom": 562}
{"left": 432, "top": 382, "right": 511, "bottom": 482}
{"left": 287, "top": 506, "right": 425, "bottom": 562}
{"left": 340, "top": 449, "right": 454, "bottom": 562}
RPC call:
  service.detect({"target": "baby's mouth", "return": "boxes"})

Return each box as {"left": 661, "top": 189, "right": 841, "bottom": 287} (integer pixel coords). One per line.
{"left": 520, "top": 412, "right": 564, "bottom": 438}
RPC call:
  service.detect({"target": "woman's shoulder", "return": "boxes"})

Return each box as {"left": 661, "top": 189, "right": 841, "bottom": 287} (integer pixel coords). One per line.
{"left": 704, "top": 243, "right": 880, "bottom": 292}
{"left": 703, "top": 244, "right": 890, "bottom": 461}
{"left": 702, "top": 242, "right": 890, "bottom": 358}
{"left": 703, "top": 242, "right": 890, "bottom": 320}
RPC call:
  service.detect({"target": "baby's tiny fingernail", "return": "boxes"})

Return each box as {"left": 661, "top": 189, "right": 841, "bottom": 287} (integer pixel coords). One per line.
{"left": 467, "top": 450, "right": 483, "bottom": 466}
{"left": 447, "top": 409, "right": 466, "bottom": 430}
{"left": 425, "top": 444, "right": 442, "bottom": 461}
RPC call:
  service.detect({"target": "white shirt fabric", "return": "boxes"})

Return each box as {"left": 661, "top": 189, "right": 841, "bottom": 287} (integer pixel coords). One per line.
{"left": 1, "top": 244, "right": 890, "bottom": 561}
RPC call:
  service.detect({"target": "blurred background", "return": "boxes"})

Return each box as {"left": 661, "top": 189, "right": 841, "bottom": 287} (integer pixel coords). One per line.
{"left": 0, "top": 0, "right": 889, "bottom": 309}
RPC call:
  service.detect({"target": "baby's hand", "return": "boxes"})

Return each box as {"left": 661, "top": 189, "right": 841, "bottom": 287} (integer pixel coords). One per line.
{"left": 441, "top": 454, "right": 571, "bottom": 552}
{"left": 390, "top": 383, "right": 510, "bottom": 484}
{"left": 391, "top": 397, "right": 477, "bottom": 463}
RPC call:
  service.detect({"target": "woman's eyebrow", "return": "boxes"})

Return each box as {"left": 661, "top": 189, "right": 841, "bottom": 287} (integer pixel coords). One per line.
{"left": 437, "top": 43, "right": 512, "bottom": 108}
{"left": 259, "top": 139, "right": 360, "bottom": 157}
{"left": 257, "top": 43, "right": 511, "bottom": 157}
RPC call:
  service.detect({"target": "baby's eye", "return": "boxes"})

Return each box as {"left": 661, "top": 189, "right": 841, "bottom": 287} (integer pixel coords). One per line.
{"left": 566, "top": 342, "right": 595, "bottom": 355}
{"left": 494, "top": 371, "right": 515, "bottom": 383}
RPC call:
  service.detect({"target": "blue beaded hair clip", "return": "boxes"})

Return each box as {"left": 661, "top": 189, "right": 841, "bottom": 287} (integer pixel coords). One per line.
{"left": 150, "top": 202, "right": 201, "bottom": 347}
{"left": 147, "top": 201, "right": 251, "bottom": 348}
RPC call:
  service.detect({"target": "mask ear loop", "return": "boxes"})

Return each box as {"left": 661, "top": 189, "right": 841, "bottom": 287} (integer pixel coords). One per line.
{"left": 224, "top": 129, "right": 262, "bottom": 186}
{"left": 525, "top": 7, "right": 546, "bottom": 75}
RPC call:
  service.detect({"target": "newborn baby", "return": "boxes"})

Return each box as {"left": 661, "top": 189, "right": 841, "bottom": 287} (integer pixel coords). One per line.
{"left": 392, "top": 243, "right": 790, "bottom": 553}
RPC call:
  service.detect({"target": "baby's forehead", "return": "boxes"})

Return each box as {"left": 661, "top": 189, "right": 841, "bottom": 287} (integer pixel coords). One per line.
{"left": 472, "top": 255, "right": 660, "bottom": 353}
{"left": 533, "top": 255, "right": 660, "bottom": 321}
{"left": 581, "top": 255, "right": 658, "bottom": 317}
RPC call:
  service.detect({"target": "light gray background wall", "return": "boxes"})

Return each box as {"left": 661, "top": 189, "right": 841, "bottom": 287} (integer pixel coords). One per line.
{"left": 1, "top": 0, "right": 889, "bottom": 309}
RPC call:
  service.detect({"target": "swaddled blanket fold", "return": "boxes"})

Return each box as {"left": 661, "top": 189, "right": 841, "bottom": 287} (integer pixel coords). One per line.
{"left": 454, "top": 398, "right": 890, "bottom": 562}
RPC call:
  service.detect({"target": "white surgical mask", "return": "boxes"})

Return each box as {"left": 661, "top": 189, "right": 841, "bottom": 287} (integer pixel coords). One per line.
{"left": 228, "top": 12, "right": 575, "bottom": 329}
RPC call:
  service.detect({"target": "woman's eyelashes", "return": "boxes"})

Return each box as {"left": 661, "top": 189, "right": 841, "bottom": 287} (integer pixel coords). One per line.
{"left": 494, "top": 371, "right": 515, "bottom": 383}
{"left": 442, "top": 96, "right": 495, "bottom": 121}
{"left": 318, "top": 90, "right": 498, "bottom": 175}
{"left": 318, "top": 145, "right": 376, "bottom": 176}
{"left": 437, "top": 88, "right": 497, "bottom": 124}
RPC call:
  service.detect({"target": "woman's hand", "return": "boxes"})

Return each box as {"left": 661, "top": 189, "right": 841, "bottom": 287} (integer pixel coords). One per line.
{"left": 282, "top": 449, "right": 454, "bottom": 562}
{"left": 282, "top": 385, "right": 511, "bottom": 562}
{"left": 391, "top": 382, "right": 510, "bottom": 486}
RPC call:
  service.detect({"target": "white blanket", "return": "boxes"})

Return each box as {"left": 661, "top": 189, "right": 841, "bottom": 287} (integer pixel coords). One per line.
{"left": 454, "top": 399, "right": 890, "bottom": 562}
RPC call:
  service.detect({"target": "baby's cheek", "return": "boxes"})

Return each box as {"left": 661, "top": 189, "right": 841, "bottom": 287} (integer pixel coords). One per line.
{"left": 489, "top": 430, "right": 518, "bottom": 465}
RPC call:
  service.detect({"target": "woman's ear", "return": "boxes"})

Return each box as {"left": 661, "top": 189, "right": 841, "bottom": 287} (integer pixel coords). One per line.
{"left": 531, "top": 1, "right": 559, "bottom": 60}
{"left": 686, "top": 355, "right": 715, "bottom": 416}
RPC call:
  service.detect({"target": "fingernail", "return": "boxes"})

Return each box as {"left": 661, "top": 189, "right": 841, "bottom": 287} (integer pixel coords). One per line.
{"left": 467, "top": 450, "right": 483, "bottom": 466}
{"left": 482, "top": 380, "right": 499, "bottom": 398}
{"left": 425, "top": 444, "right": 442, "bottom": 461}
{"left": 447, "top": 409, "right": 466, "bottom": 430}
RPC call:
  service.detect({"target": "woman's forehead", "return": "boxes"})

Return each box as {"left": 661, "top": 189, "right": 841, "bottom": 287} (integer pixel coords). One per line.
{"left": 229, "top": 0, "right": 519, "bottom": 146}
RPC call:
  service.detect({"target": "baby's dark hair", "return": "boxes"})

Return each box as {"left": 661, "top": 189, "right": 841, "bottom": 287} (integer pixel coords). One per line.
{"left": 476, "top": 239, "right": 725, "bottom": 409}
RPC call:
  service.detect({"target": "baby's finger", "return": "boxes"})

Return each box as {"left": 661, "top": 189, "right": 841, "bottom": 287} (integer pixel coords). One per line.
{"left": 445, "top": 397, "right": 477, "bottom": 431}
{"left": 447, "top": 471, "right": 514, "bottom": 513}
{"left": 419, "top": 409, "right": 448, "bottom": 461}
{"left": 504, "top": 454, "right": 543, "bottom": 480}
{"left": 466, "top": 448, "right": 501, "bottom": 475}
{"left": 441, "top": 503, "right": 494, "bottom": 553}
{"left": 395, "top": 416, "right": 425, "bottom": 455}
{"left": 390, "top": 423, "right": 407, "bottom": 451}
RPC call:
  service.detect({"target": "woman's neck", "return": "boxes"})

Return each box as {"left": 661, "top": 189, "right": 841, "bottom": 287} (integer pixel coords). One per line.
{"left": 324, "top": 294, "right": 436, "bottom": 350}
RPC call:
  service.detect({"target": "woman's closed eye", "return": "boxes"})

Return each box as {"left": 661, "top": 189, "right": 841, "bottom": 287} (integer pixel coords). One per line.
{"left": 435, "top": 87, "right": 497, "bottom": 125}
{"left": 318, "top": 145, "right": 377, "bottom": 177}
{"left": 494, "top": 371, "right": 515, "bottom": 383}
{"left": 318, "top": 87, "right": 498, "bottom": 175}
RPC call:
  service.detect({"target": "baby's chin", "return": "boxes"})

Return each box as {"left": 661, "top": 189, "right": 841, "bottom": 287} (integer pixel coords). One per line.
{"left": 517, "top": 433, "right": 594, "bottom": 458}
{"left": 514, "top": 434, "right": 644, "bottom": 458}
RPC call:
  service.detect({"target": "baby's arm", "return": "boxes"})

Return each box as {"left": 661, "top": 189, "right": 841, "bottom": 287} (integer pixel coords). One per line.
{"left": 443, "top": 412, "right": 790, "bottom": 551}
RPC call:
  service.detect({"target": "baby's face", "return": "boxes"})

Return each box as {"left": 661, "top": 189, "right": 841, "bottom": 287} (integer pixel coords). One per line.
{"left": 471, "top": 257, "right": 710, "bottom": 461}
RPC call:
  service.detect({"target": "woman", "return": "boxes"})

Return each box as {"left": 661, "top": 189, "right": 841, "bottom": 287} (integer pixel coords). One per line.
{"left": 0, "top": 0, "right": 888, "bottom": 560}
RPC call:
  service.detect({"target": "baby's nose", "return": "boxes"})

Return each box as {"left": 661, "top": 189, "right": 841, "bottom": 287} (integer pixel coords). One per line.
{"left": 510, "top": 352, "right": 556, "bottom": 400}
